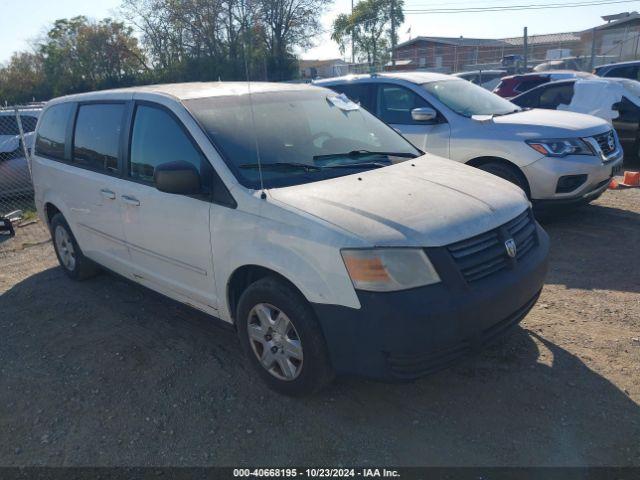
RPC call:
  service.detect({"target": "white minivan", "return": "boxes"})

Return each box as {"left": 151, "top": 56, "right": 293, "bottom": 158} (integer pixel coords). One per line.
{"left": 317, "top": 73, "right": 624, "bottom": 208}
{"left": 32, "top": 82, "right": 549, "bottom": 395}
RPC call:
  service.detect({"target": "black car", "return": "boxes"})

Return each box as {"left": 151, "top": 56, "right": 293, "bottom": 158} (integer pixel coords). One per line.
{"left": 511, "top": 77, "right": 640, "bottom": 163}
{"left": 594, "top": 60, "right": 640, "bottom": 80}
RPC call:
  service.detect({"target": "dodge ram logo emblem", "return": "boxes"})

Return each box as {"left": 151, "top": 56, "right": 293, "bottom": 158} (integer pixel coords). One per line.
{"left": 505, "top": 239, "right": 517, "bottom": 258}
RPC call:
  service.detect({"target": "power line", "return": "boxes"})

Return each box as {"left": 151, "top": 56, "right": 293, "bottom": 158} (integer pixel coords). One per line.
{"left": 405, "top": 0, "right": 639, "bottom": 13}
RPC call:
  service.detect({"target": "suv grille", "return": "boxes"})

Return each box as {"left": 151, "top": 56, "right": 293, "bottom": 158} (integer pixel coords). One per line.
{"left": 593, "top": 130, "right": 616, "bottom": 157}
{"left": 446, "top": 209, "right": 537, "bottom": 283}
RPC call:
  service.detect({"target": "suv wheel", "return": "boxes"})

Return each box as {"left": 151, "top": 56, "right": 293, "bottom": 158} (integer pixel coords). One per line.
{"left": 50, "top": 213, "right": 100, "bottom": 280}
{"left": 236, "top": 276, "right": 334, "bottom": 396}
{"left": 477, "top": 161, "right": 529, "bottom": 197}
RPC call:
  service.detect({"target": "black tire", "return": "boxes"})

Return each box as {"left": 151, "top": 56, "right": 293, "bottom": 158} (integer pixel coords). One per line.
{"left": 50, "top": 213, "right": 100, "bottom": 280}
{"left": 477, "top": 161, "right": 530, "bottom": 198}
{"left": 236, "top": 276, "right": 334, "bottom": 396}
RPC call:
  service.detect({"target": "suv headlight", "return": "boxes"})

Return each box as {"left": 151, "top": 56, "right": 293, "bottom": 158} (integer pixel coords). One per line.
{"left": 341, "top": 248, "right": 441, "bottom": 292}
{"left": 526, "top": 138, "right": 593, "bottom": 157}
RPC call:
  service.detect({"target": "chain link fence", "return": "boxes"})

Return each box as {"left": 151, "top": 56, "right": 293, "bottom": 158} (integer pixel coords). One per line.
{"left": 0, "top": 105, "right": 43, "bottom": 216}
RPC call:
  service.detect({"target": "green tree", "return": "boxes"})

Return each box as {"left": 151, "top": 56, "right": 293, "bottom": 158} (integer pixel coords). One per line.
{"left": 332, "top": 0, "right": 404, "bottom": 67}
{"left": 0, "top": 52, "right": 49, "bottom": 104}
{"left": 38, "top": 16, "right": 147, "bottom": 96}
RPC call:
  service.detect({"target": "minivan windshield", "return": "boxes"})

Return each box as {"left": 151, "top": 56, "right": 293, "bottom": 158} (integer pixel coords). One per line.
{"left": 422, "top": 79, "right": 520, "bottom": 117}
{"left": 185, "top": 89, "right": 420, "bottom": 189}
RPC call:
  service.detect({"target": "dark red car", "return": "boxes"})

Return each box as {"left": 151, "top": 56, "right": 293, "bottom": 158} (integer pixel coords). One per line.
{"left": 493, "top": 71, "right": 595, "bottom": 99}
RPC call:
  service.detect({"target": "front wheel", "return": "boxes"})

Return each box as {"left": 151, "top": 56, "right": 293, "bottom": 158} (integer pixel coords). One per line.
{"left": 477, "top": 161, "right": 530, "bottom": 198}
{"left": 236, "top": 276, "right": 334, "bottom": 396}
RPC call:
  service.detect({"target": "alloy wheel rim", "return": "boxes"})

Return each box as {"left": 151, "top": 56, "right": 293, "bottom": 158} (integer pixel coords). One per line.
{"left": 247, "top": 303, "right": 303, "bottom": 381}
{"left": 54, "top": 226, "right": 76, "bottom": 271}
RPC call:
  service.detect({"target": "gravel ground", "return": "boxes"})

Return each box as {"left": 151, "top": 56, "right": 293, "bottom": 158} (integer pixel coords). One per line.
{"left": 0, "top": 187, "right": 639, "bottom": 467}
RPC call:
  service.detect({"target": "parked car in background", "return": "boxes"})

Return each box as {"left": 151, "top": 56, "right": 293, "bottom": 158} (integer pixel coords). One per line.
{"left": 493, "top": 71, "right": 595, "bottom": 99}
{"left": 317, "top": 72, "right": 623, "bottom": 208}
{"left": 533, "top": 57, "right": 584, "bottom": 72}
{"left": 453, "top": 70, "right": 506, "bottom": 91}
{"left": 31, "top": 82, "right": 549, "bottom": 395}
{"left": 511, "top": 77, "right": 640, "bottom": 162}
{"left": 0, "top": 108, "right": 40, "bottom": 200}
{"left": 594, "top": 60, "right": 640, "bottom": 80}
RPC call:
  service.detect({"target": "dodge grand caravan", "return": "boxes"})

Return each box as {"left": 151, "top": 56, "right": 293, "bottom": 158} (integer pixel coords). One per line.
{"left": 317, "top": 72, "right": 623, "bottom": 208}
{"left": 32, "top": 82, "right": 549, "bottom": 395}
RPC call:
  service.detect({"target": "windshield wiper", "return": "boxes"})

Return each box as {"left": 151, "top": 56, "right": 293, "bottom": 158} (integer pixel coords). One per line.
{"left": 239, "top": 162, "right": 322, "bottom": 172}
{"left": 314, "top": 150, "right": 418, "bottom": 160}
{"left": 321, "top": 161, "right": 390, "bottom": 169}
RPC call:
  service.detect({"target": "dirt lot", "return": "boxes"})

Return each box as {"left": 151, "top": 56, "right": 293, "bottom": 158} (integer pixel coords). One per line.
{"left": 1, "top": 187, "right": 639, "bottom": 467}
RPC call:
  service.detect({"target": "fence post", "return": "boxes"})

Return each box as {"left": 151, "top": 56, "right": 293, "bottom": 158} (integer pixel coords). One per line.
{"left": 590, "top": 27, "right": 597, "bottom": 70}
{"left": 523, "top": 26, "right": 528, "bottom": 72}
{"left": 14, "top": 108, "right": 32, "bottom": 175}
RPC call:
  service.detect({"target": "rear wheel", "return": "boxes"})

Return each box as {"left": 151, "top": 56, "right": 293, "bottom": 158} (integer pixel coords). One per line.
{"left": 477, "top": 161, "right": 529, "bottom": 197}
{"left": 236, "top": 276, "right": 334, "bottom": 396}
{"left": 50, "top": 213, "right": 100, "bottom": 280}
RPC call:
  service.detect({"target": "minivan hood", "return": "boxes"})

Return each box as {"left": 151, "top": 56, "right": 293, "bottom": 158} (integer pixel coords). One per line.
{"left": 489, "top": 108, "right": 610, "bottom": 138}
{"left": 268, "top": 155, "right": 530, "bottom": 247}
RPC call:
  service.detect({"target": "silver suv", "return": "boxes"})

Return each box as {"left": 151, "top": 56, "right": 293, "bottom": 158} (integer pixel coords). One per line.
{"left": 316, "top": 72, "right": 623, "bottom": 208}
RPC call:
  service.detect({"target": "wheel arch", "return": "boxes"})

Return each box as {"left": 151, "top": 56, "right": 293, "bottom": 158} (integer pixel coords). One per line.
{"left": 227, "top": 264, "right": 309, "bottom": 325}
{"left": 465, "top": 156, "right": 531, "bottom": 197}
{"left": 44, "top": 202, "right": 62, "bottom": 225}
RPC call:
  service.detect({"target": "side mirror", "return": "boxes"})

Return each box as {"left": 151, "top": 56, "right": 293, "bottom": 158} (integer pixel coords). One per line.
{"left": 154, "top": 161, "right": 201, "bottom": 195}
{"left": 612, "top": 101, "right": 624, "bottom": 113}
{"left": 411, "top": 107, "right": 437, "bottom": 122}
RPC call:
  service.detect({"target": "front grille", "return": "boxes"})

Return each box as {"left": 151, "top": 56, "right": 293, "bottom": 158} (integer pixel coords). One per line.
{"left": 447, "top": 209, "right": 537, "bottom": 283}
{"left": 593, "top": 130, "right": 616, "bottom": 157}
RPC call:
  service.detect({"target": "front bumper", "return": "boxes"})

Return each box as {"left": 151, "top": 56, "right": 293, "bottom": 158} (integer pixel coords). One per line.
{"left": 523, "top": 149, "right": 622, "bottom": 203}
{"left": 312, "top": 224, "right": 550, "bottom": 381}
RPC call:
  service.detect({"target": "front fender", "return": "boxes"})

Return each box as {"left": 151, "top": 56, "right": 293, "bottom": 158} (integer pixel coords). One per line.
{"left": 211, "top": 204, "right": 361, "bottom": 323}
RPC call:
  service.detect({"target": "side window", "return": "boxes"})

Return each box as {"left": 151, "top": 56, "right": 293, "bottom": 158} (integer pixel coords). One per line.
{"left": 20, "top": 115, "right": 38, "bottom": 133}
{"left": 607, "top": 65, "right": 640, "bottom": 80}
{"left": 376, "top": 84, "right": 430, "bottom": 124}
{"left": 538, "top": 84, "right": 574, "bottom": 109}
{"left": 328, "top": 83, "right": 374, "bottom": 111}
{"left": 35, "top": 103, "right": 73, "bottom": 160}
{"left": 0, "top": 116, "right": 19, "bottom": 135}
{"left": 514, "top": 78, "right": 547, "bottom": 94}
{"left": 129, "top": 105, "right": 205, "bottom": 184}
{"left": 615, "top": 96, "right": 640, "bottom": 122}
{"left": 513, "top": 89, "right": 541, "bottom": 108}
{"left": 73, "top": 104, "right": 124, "bottom": 173}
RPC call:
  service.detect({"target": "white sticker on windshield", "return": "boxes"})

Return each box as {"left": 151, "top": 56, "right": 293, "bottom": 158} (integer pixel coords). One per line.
{"left": 328, "top": 93, "right": 360, "bottom": 111}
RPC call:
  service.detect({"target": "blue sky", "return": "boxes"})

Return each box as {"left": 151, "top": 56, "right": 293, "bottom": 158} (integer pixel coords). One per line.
{"left": 1, "top": 0, "right": 638, "bottom": 63}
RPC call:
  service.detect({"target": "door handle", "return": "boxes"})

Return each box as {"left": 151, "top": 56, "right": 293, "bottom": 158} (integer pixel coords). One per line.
{"left": 100, "top": 189, "right": 116, "bottom": 200}
{"left": 121, "top": 195, "right": 140, "bottom": 206}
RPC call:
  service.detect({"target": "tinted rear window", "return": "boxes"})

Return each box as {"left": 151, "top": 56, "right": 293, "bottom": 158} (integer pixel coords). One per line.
{"left": 0, "top": 115, "right": 38, "bottom": 135}
{"left": 35, "top": 104, "right": 73, "bottom": 160}
{"left": 515, "top": 78, "right": 548, "bottom": 93}
{"left": 20, "top": 115, "right": 38, "bottom": 133}
{"left": 73, "top": 104, "right": 124, "bottom": 173}
{"left": 0, "top": 115, "right": 19, "bottom": 136}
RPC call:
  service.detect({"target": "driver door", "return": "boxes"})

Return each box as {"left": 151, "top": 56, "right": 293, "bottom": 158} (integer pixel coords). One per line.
{"left": 119, "top": 102, "right": 217, "bottom": 312}
{"left": 374, "top": 83, "right": 450, "bottom": 157}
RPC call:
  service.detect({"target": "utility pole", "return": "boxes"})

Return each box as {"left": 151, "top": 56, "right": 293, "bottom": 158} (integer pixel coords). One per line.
{"left": 590, "top": 27, "right": 597, "bottom": 70}
{"left": 523, "top": 26, "right": 528, "bottom": 72}
{"left": 390, "top": 0, "right": 397, "bottom": 67}
{"left": 351, "top": 0, "right": 355, "bottom": 64}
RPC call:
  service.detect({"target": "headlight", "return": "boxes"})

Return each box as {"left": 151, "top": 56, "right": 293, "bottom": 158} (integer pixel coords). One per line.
{"left": 526, "top": 138, "right": 593, "bottom": 157}
{"left": 341, "top": 248, "right": 441, "bottom": 292}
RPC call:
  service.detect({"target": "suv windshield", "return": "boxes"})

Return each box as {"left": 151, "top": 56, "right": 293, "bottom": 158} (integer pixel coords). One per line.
{"left": 184, "top": 89, "right": 420, "bottom": 189}
{"left": 422, "top": 79, "right": 519, "bottom": 117}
